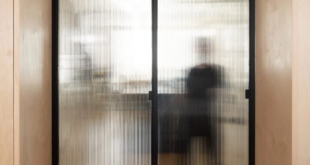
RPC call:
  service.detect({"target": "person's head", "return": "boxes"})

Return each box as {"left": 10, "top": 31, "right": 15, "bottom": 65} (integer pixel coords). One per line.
{"left": 196, "top": 37, "right": 212, "bottom": 61}
{"left": 196, "top": 37, "right": 209, "bottom": 54}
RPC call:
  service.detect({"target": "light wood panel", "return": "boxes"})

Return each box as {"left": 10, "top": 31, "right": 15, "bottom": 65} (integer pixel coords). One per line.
{"left": 293, "top": 0, "right": 310, "bottom": 164}
{"left": 256, "top": 0, "right": 293, "bottom": 165}
{"left": 14, "top": 0, "right": 20, "bottom": 165}
{"left": 292, "top": 1, "right": 299, "bottom": 164}
{"left": 0, "top": 0, "right": 14, "bottom": 164}
{"left": 20, "top": 0, "right": 52, "bottom": 164}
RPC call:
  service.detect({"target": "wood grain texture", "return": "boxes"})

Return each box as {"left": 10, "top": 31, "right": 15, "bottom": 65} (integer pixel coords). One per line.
{"left": 20, "top": 0, "right": 52, "bottom": 164}
{"left": 256, "top": 0, "right": 293, "bottom": 165}
{"left": 0, "top": 0, "right": 14, "bottom": 164}
{"left": 293, "top": 0, "right": 310, "bottom": 164}
{"left": 14, "top": 0, "right": 20, "bottom": 165}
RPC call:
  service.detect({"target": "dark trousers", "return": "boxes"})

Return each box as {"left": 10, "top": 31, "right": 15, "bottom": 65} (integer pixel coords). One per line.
{"left": 177, "top": 99, "right": 221, "bottom": 165}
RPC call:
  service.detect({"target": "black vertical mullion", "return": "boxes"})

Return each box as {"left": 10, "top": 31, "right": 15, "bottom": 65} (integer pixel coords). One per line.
{"left": 249, "top": 0, "right": 255, "bottom": 165}
{"left": 151, "top": 0, "right": 158, "bottom": 164}
{"left": 52, "top": 0, "right": 59, "bottom": 164}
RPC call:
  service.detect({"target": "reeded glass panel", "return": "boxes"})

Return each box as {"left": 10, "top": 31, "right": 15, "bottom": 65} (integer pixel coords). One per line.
{"left": 59, "top": 0, "right": 151, "bottom": 164}
{"left": 158, "top": 1, "right": 249, "bottom": 165}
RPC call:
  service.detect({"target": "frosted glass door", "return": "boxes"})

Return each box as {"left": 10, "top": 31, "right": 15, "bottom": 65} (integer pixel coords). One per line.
{"left": 58, "top": 0, "right": 152, "bottom": 164}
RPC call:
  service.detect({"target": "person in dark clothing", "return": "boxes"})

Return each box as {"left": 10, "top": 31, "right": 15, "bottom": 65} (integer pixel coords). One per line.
{"left": 179, "top": 37, "right": 223, "bottom": 165}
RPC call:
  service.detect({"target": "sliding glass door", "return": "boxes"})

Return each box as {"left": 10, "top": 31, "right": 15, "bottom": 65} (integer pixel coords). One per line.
{"left": 55, "top": 0, "right": 252, "bottom": 165}
{"left": 157, "top": 1, "right": 249, "bottom": 165}
{"left": 58, "top": 0, "right": 152, "bottom": 164}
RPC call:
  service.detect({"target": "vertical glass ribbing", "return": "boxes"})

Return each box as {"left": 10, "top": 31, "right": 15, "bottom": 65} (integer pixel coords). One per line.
{"left": 59, "top": 0, "right": 152, "bottom": 164}
{"left": 58, "top": 0, "right": 250, "bottom": 164}
{"left": 157, "top": 0, "right": 249, "bottom": 165}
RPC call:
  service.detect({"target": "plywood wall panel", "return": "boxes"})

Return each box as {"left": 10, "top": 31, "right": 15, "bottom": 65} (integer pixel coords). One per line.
{"left": 293, "top": 0, "right": 310, "bottom": 164}
{"left": 14, "top": 0, "right": 20, "bottom": 165}
{"left": 256, "top": 0, "right": 293, "bottom": 165}
{"left": 0, "top": 0, "right": 14, "bottom": 164}
{"left": 20, "top": 0, "right": 52, "bottom": 164}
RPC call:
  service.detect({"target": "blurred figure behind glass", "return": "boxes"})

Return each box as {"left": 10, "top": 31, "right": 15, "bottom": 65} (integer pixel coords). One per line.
{"left": 179, "top": 37, "right": 223, "bottom": 165}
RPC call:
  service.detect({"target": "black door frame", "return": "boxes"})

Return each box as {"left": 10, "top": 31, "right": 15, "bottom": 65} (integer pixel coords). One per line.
{"left": 52, "top": 0, "right": 59, "bottom": 164}
{"left": 151, "top": 0, "right": 158, "bottom": 165}
{"left": 52, "top": 0, "right": 255, "bottom": 164}
{"left": 249, "top": 0, "right": 256, "bottom": 165}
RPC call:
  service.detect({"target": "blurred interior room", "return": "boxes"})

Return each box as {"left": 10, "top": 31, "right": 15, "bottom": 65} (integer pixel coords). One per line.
{"left": 57, "top": 0, "right": 249, "bottom": 164}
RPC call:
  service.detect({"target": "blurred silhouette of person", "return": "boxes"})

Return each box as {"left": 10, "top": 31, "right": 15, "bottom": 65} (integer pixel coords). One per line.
{"left": 179, "top": 37, "right": 222, "bottom": 165}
